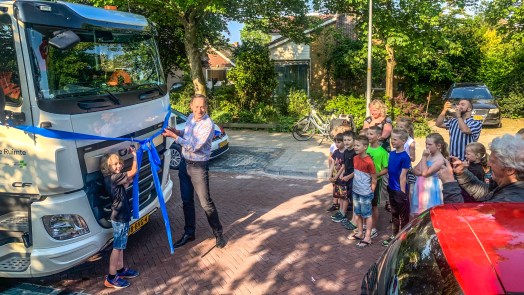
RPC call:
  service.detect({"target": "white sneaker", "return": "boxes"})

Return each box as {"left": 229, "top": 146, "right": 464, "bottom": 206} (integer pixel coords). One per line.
{"left": 371, "top": 228, "right": 378, "bottom": 238}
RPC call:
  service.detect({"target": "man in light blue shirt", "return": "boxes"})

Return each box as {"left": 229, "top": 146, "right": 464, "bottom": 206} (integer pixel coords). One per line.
{"left": 162, "top": 94, "right": 225, "bottom": 249}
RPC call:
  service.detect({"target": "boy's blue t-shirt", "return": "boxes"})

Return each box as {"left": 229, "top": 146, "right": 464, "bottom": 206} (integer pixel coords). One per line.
{"left": 388, "top": 150, "right": 411, "bottom": 192}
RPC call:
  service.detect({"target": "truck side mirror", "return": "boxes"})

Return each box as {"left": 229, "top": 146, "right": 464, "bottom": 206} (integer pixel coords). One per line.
{"left": 49, "top": 30, "right": 80, "bottom": 50}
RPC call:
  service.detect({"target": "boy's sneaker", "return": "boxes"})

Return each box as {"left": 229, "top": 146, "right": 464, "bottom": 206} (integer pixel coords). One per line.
{"left": 333, "top": 216, "right": 347, "bottom": 223}
{"left": 371, "top": 228, "right": 378, "bottom": 238}
{"left": 382, "top": 235, "right": 395, "bottom": 247}
{"left": 117, "top": 267, "right": 139, "bottom": 279}
{"left": 342, "top": 219, "right": 357, "bottom": 230}
{"left": 326, "top": 204, "right": 339, "bottom": 212}
{"left": 104, "top": 275, "right": 130, "bottom": 289}
{"left": 331, "top": 211, "right": 343, "bottom": 220}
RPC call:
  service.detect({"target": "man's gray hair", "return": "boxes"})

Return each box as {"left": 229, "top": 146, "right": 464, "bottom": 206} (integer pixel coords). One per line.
{"left": 490, "top": 134, "right": 524, "bottom": 180}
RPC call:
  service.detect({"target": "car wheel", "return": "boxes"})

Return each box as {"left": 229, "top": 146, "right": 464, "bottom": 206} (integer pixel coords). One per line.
{"left": 170, "top": 145, "right": 182, "bottom": 170}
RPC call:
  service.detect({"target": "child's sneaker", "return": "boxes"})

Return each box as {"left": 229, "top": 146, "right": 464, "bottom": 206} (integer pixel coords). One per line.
{"left": 332, "top": 215, "right": 346, "bottom": 223}
{"left": 104, "top": 275, "right": 130, "bottom": 289}
{"left": 331, "top": 211, "right": 343, "bottom": 220}
{"left": 117, "top": 267, "right": 139, "bottom": 279}
{"left": 342, "top": 219, "right": 357, "bottom": 230}
{"left": 326, "top": 204, "right": 339, "bottom": 212}
{"left": 382, "top": 235, "right": 395, "bottom": 247}
{"left": 371, "top": 228, "right": 378, "bottom": 238}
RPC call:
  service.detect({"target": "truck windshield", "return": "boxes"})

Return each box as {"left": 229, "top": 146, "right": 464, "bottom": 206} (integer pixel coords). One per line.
{"left": 27, "top": 26, "right": 164, "bottom": 100}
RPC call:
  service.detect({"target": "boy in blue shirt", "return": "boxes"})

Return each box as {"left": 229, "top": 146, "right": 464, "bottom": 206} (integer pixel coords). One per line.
{"left": 383, "top": 128, "right": 411, "bottom": 246}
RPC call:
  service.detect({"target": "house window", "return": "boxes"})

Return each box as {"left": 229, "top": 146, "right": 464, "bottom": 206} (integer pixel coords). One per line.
{"left": 274, "top": 63, "right": 309, "bottom": 97}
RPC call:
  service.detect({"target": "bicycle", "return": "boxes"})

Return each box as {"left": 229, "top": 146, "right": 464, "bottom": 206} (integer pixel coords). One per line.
{"left": 292, "top": 100, "right": 355, "bottom": 144}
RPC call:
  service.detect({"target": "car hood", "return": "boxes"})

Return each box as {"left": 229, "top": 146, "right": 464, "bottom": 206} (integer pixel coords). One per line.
{"left": 431, "top": 203, "right": 524, "bottom": 294}
{"left": 448, "top": 99, "right": 498, "bottom": 109}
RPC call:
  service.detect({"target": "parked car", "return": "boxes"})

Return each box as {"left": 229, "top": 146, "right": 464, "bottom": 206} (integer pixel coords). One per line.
{"left": 361, "top": 203, "right": 524, "bottom": 294}
{"left": 169, "top": 109, "right": 229, "bottom": 169}
{"left": 442, "top": 83, "right": 502, "bottom": 127}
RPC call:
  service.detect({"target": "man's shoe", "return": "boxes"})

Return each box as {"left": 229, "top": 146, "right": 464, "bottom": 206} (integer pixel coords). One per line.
{"left": 173, "top": 234, "right": 195, "bottom": 248}
{"left": 216, "top": 234, "right": 226, "bottom": 248}
{"left": 117, "top": 267, "right": 139, "bottom": 279}
{"left": 326, "top": 204, "right": 339, "bottom": 212}
{"left": 104, "top": 275, "right": 130, "bottom": 289}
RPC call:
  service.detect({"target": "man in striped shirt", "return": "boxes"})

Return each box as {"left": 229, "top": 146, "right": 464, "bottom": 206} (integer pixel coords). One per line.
{"left": 436, "top": 99, "right": 482, "bottom": 160}
{"left": 162, "top": 94, "right": 226, "bottom": 249}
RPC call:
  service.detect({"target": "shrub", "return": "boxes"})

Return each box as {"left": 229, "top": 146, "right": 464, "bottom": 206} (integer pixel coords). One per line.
{"left": 324, "top": 95, "right": 367, "bottom": 130}
{"left": 287, "top": 89, "right": 309, "bottom": 117}
{"left": 498, "top": 91, "right": 524, "bottom": 118}
{"left": 253, "top": 103, "right": 279, "bottom": 123}
{"left": 169, "top": 82, "right": 194, "bottom": 114}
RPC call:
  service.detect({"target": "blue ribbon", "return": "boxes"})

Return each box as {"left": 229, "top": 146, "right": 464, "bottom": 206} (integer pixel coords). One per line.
{"left": 2, "top": 109, "right": 175, "bottom": 254}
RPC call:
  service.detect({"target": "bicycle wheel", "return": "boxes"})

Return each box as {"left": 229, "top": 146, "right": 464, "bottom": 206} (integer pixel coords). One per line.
{"left": 292, "top": 118, "right": 316, "bottom": 141}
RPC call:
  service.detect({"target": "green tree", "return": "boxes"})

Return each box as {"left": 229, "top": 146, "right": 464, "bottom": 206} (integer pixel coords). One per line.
{"left": 227, "top": 41, "right": 277, "bottom": 110}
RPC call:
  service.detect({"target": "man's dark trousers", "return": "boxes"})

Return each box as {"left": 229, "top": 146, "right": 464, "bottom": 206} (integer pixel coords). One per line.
{"left": 178, "top": 158, "right": 223, "bottom": 237}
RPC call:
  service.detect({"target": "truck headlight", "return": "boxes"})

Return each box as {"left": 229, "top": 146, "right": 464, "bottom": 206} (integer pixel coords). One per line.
{"left": 42, "top": 214, "right": 90, "bottom": 240}
{"left": 489, "top": 108, "right": 499, "bottom": 114}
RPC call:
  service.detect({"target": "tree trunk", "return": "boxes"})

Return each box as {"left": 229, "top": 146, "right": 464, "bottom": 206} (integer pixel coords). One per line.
{"left": 183, "top": 18, "right": 207, "bottom": 96}
{"left": 385, "top": 44, "right": 396, "bottom": 99}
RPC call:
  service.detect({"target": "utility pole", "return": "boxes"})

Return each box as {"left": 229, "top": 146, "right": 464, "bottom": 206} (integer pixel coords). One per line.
{"left": 365, "top": 0, "right": 373, "bottom": 117}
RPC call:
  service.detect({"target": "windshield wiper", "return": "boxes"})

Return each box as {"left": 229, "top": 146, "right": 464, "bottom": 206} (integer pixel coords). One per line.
{"left": 123, "top": 83, "right": 165, "bottom": 96}
{"left": 103, "top": 89, "right": 120, "bottom": 105}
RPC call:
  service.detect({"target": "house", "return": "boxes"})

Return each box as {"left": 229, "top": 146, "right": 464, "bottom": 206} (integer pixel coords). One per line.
{"left": 268, "top": 14, "right": 356, "bottom": 98}
{"left": 166, "top": 45, "right": 236, "bottom": 90}
{"left": 204, "top": 45, "right": 236, "bottom": 89}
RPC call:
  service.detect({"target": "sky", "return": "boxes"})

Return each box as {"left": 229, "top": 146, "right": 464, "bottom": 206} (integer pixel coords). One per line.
{"left": 225, "top": 21, "right": 244, "bottom": 44}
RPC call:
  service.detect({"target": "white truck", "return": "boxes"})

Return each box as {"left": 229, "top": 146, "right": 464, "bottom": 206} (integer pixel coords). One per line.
{"left": 0, "top": 0, "right": 174, "bottom": 277}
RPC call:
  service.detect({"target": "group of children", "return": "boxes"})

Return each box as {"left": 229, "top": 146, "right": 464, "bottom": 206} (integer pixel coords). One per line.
{"left": 327, "top": 118, "right": 501, "bottom": 248}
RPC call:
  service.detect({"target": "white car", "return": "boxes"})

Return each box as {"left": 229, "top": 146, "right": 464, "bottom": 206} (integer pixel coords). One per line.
{"left": 169, "top": 109, "right": 229, "bottom": 169}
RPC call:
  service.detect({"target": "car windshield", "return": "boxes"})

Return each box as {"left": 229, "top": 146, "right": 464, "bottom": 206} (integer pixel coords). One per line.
{"left": 449, "top": 87, "right": 493, "bottom": 103}
{"left": 371, "top": 211, "right": 464, "bottom": 294}
{"left": 27, "top": 26, "right": 164, "bottom": 100}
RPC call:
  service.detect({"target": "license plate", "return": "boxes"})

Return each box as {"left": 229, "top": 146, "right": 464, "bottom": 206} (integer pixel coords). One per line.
{"left": 473, "top": 115, "right": 484, "bottom": 121}
{"left": 128, "top": 209, "right": 156, "bottom": 236}
{"left": 219, "top": 140, "right": 228, "bottom": 148}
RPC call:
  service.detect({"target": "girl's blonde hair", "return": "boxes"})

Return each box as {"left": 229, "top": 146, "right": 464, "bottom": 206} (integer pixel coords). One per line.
{"left": 466, "top": 142, "right": 489, "bottom": 168}
{"left": 100, "top": 153, "right": 123, "bottom": 176}
{"left": 369, "top": 99, "right": 387, "bottom": 117}
{"left": 426, "top": 133, "right": 449, "bottom": 159}
{"left": 396, "top": 117, "right": 414, "bottom": 138}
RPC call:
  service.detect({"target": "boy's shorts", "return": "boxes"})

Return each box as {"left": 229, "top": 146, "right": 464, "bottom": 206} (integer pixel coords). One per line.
{"left": 372, "top": 178, "right": 383, "bottom": 207}
{"left": 111, "top": 220, "right": 130, "bottom": 250}
{"left": 353, "top": 192, "right": 374, "bottom": 218}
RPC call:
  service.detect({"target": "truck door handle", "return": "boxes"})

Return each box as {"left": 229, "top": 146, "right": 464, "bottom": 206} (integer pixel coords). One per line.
{"left": 40, "top": 121, "right": 52, "bottom": 128}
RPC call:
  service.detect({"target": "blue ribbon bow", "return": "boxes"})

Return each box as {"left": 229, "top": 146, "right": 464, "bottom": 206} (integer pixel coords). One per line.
{"left": 2, "top": 109, "right": 175, "bottom": 254}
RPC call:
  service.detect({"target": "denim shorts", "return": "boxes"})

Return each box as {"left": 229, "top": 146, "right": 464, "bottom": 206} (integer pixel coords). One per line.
{"left": 111, "top": 221, "right": 130, "bottom": 250}
{"left": 353, "top": 192, "right": 374, "bottom": 218}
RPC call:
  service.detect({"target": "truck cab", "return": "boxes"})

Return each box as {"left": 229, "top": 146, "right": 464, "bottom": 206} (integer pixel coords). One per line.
{"left": 0, "top": 1, "right": 173, "bottom": 277}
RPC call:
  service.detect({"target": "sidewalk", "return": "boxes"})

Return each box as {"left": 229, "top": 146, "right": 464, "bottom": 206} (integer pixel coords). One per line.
{"left": 225, "top": 129, "right": 331, "bottom": 179}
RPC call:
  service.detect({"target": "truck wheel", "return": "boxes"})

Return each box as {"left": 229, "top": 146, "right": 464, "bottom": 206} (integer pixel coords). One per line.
{"left": 170, "top": 144, "right": 182, "bottom": 170}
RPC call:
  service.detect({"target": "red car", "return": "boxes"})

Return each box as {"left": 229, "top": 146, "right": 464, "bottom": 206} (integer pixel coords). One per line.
{"left": 361, "top": 203, "right": 524, "bottom": 294}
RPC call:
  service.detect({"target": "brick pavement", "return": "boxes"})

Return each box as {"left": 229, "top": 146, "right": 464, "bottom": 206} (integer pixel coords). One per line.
{"left": 1, "top": 172, "right": 391, "bottom": 295}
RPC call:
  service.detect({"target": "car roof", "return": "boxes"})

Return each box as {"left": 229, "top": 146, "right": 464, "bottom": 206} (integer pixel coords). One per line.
{"left": 431, "top": 203, "right": 524, "bottom": 294}
{"left": 451, "top": 82, "right": 487, "bottom": 88}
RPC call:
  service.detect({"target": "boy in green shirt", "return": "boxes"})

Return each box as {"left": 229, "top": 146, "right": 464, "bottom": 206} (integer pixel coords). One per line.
{"left": 366, "top": 126, "right": 389, "bottom": 238}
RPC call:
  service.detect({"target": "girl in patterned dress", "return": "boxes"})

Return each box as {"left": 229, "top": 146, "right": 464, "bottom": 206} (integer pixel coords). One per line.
{"left": 411, "top": 133, "right": 448, "bottom": 216}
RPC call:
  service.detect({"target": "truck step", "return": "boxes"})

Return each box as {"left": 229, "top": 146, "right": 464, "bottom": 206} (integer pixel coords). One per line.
{"left": 0, "top": 283, "right": 90, "bottom": 294}
{"left": 0, "top": 212, "right": 28, "bottom": 232}
{"left": 0, "top": 253, "right": 30, "bottom": 272}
